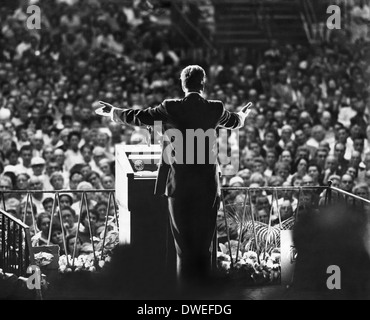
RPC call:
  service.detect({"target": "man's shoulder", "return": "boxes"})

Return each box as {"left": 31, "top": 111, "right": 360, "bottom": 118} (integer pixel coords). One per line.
{"left": 206, "top": 99, "right": 224, "bottom": 106}
{"left": 163, "top": 98, "right": 182, "bottom": 105}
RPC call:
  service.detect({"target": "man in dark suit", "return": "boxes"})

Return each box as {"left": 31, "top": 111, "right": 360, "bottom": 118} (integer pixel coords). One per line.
{"left": 98, "top": 65, "right": 252, "bottom": 290}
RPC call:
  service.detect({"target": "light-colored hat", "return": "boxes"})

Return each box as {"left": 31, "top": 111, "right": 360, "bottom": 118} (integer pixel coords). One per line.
{"left": 229, "top": 176, "right": 244, "bottom": 187}
{"left": 3, "top": 165, "right": 17, "bottom": 174}
{"left": 92, "top": 146, "right": 105, "bottom": 156}
{"left": 6, "top": 197, "right": 20, "bottom": 211}
{"left": 77, "top": 181, "right": 93, "bottom": 190}
{"left": 0, "top": 108, "right": 11, "bottom": 121}
{"left": 31, "top": 156, "right": 46, "bottom": 166}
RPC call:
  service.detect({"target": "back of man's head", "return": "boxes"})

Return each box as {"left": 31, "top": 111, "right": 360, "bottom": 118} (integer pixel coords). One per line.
{"left": 180, "top": 65, "right": 206, "bottom": 92}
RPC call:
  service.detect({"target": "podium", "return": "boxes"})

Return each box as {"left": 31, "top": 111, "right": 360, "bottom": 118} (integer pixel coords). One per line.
{"left": 115, "top": 144, "right": 176, "bottom": 279}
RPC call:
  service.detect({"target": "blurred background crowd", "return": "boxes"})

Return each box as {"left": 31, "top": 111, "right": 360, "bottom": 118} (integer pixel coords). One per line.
{"left": 0, "top": 0, "right": 370, "bottom": 253}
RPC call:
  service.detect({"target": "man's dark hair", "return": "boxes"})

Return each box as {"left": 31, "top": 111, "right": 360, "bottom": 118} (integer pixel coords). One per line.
{"left": 180, "top": 65, "right": 206, "bottom": 92}
{"left": 5, "top": 148, "right": 19, "bottom": 160}
{"left": 68, "top": 130, "right": 81, "bottom": 142}
{"left": 61, "top": 205, "right": 76, "bottom": 217}
{"left": 69, "top": 163, "right": 85, "bottom": 176}
{"left": 49, "top": 127, "right": 61, "bottom": 136}
{"left": 19, "top": 144, "right": 32, "bottom": 154}
{"left": 80, "top": 143, "right": 93, "bottom": 153}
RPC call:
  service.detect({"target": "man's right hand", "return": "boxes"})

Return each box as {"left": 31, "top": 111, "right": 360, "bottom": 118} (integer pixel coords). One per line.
{"left": 240, "top": 102, "right": 253, "bottom": 115}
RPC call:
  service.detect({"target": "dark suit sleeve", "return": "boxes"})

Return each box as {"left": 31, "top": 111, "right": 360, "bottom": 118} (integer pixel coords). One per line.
{"left": 112, "top": 102, "right": 168, "bottom": 126}
{"left": 217, "top": 102, "right": 243, "bottom": 129}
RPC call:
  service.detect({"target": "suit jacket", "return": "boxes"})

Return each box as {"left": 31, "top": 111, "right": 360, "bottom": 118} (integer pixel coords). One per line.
{"left": 113, "top": 92, "right": 243, "bottom": 199}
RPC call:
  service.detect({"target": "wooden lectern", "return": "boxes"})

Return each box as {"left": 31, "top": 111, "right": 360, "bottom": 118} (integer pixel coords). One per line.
{"left": 115, "top": 144, "right": 176, "bottom": 279}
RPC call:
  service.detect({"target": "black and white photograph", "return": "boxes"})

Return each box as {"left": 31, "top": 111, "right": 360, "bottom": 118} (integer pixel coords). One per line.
{"left": 1, "top": 0, "right": 370, "bottom": 305}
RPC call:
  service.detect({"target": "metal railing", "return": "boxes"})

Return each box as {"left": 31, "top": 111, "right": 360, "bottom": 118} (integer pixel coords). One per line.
{"left": 0, "top": 208, "right": 34, "bottom": 277}
{"left": 0, "top": 189, "right": 118, "bottom": 271}
{"left": 2, "top": 183, "right": 369, "bottom": 290}
{"left": 217, "top": 183, "right": 370, "bottom": 285}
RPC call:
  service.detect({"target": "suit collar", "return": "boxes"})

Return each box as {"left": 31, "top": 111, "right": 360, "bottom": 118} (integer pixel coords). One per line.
{"left": 185, "top": 91, "right": 203, "bottom": 97}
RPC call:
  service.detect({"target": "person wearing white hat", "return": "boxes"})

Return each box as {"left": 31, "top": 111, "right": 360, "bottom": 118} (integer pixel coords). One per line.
{"left": 31, "top": 156, "right": 46, "bottom": 174}
{"left": 0, "top": 108, "right": 11, "bottom": 124}
{"left": 228, "top": 176, "right": 244, "bottom": 187}
{"left": 30, "top": 156, "right": 53, "bottom": 192}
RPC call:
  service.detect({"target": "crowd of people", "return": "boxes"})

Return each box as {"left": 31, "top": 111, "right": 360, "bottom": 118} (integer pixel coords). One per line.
{"left": 0, "top": 0, "right": 369, "bottom": 256}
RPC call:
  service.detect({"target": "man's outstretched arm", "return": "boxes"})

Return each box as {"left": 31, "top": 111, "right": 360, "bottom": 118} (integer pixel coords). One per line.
{"left": 97, "top": 101, "right": 168, "bottom": 126}
{"left": 218, "top": 102, "right": 253, "bottom": 129}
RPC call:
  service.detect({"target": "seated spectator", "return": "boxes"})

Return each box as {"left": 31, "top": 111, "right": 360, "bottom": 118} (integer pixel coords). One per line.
{"left": 272, "top": 199, "right": 294, "bottom": 226}
{"left": 323, "top": 155, "right": 340, "bottom": 185}
{"left": 264, "top": 150, "right": 278, "bottom": 178}
{"left": 15, "top": 145, "right": 33, "bottom": 176}
{"left": 50, "top": 172, "right": 65, "bottom": 191}
{"left": 301, "top": 174, "right": 315, "bottom": 187}
{"left": 288, "top": 156, "right": 309, "bottom": 184}
{"left": 19, "top": 202, "right": 38, "bottom": 236}
{"left": 274, "top": 161, "right": 291, "bottom": 183}
{"left": 262, "top": 129, "right": 283, "bottom": 157}
{"left": 340, "top": 173, "right": 355, "bottom": 192}
{"left": 0, "top": 175, "right": 14, "bottom": 200}
{"left": 58, "top": 193, "right": 74, "bottom": 210}
{"left": 327, "top": 175, "right": 341, "bottom": 188}
{"left": 80, "top": 163, "right": 92, "bottom": 179}
{"left": 24, "top": 176, "right": 47, "bottom": 214}
{"left": 251, "top": 157, "right": 266, "bottom": 176}
{"left": 64, "top": 131, "right": 84, "bottom": 172}
{"left": 86, "top": 171, "right": 103, "bottom": 189}
{"left": 280, "top": 149, "right": 293, "bottom": 167}
{"left": 42, "top": 197, "right": 54, "bottom": 214}
{"left": 71, "top": 181, "right": 97, "bottom": 215}
{"left": 236, "top": 168, "right": 252, "bottom": 187}
{"left": 101, "top": 174, "right": 115, "bottom": 190}
{"left": 50, "top": 222, "right": 65, "bottom": 255}
{"left": 31, "top": 212, "right": 51, "bottom": 247}
{"left": 66, "top": 233, "right": 85, "bottom": 257}
{"left": 247, "top": 183, "right": 263, "bottom": 207}
{"left": 78, "top": 209, "right": 100, "bottom": 245}
{"left": 98, "top": 158, "right": 113, "bottom": 176}
{"left": 254, "top": 195, "right": 271, "bottom": 224}
{"left": 92, "top": 146, "right": 108, "bottom": 176}
{"left": 68, "top": 171, "right": 84, "bottom": 191}
{"left": 267, "top": 175, "right": 285, "bottom": 187}
{"left": 346, "top": 166, "right": 359, "bottom": 182}
{"left": 61, "top": 206, "right": 78, "bottom": 236}
{"left": 307, "top": 162, "right": 323, "bottom": 186}
{"left": 352, "top": 183, "right": 370, "bottom": 200}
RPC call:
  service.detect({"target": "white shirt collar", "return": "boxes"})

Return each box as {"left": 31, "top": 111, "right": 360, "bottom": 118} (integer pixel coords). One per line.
{"left": 185, "top": 91, "right": 203, "bottom": 97}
